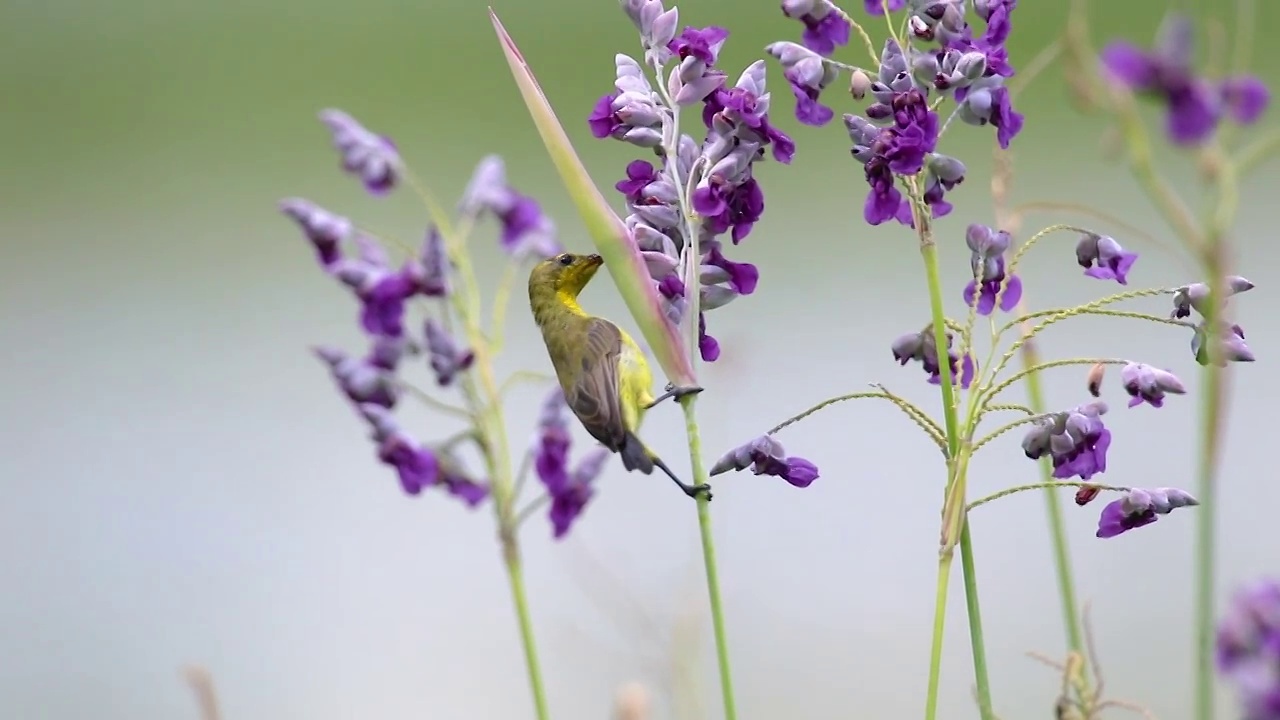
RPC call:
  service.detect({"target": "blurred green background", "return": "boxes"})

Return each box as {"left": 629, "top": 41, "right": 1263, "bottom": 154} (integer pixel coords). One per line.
{"left": 2, "top": 0, "right": 1277, "bottom": 718}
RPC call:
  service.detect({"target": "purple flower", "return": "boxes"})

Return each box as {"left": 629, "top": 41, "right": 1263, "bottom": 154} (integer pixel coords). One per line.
{"left": 908, "top": 0, "right": 968, "bottom": 45}
{"left": 280, "top": 198, "right": 351, "bottom": 268}
{"left": 1098, "top": 15, "right": 1264, "bottom": 145}
{"left": 408, "top": 226, "right": 450, "bottom": 297}
{"left": 1217, "top": 579, "right": 1280, "bottom": 719}
{"left": 780, "top": 0, "right": 852, "bottom": 57}
{"left": 534, "top": 390, "right": 610, "bottom": 538}
{"left": 668, "top": 26, "right": 730, "bottom": 105}
{"left": 358, "top": 410, "right": 488, "bottom": 507}
{"left": 702, "top": 61, "right": 796, "bottom": 164}
{"left": 1075, "top": 233, "right": 1138, "bottom": 284}
{"left": 765, "top": 41, "right": 839, "bottom": 126}
{"left": 377, "top": 431, "right": 440, "bottom": 495}
{"left": 315, "top": 346, "right": 399, "bottom": 408}
{"left": 549, "top": 449, "right": 610, "bottom": 539}
{"left": 944, "top": 0, "right": 1017, "bottom": 80}
{"left": 863, "top": 0, "right": 907, "bottom": 16}
{"left": 1171, "top": 276, "right": 1255, "bottom": 319}
{"left": 615, "top": 160, "right": 662, "bottom": 203}
{"left": 1095, "top": 486, "right": 1198, "bottom": 538}
{"left": 1119, "top": 362, "right": 1185, "bottom": 408}
{"left": 693, "top": 176, "right": 765, "bottom": 243}
{"left": 318, "top": 109, "right": 400, "bottom": 195}
{"left": 359, "top": 269, "right": 417, "bottom": 338}
{"left": 1193, "top": 321, "right": 1256, "bottom": 366}
{"left": 703, "top": 241, "right": 759, "bottom": 295}
{"left": 955, "top": 77, "right": 1024, "bottom": 148}
{"left": 848, "top": 79, "right": 943, "bottom": 227}
{"left": 534, "top": 390, "right": 573, "bottom": 494}
{"left": 698, "top": 313, "right": 721, "bottom": 362}
{"left": 1221, "top": 76, "right": 1271, "bottom": 125}
{"left": 1021, "top": 401, "right": 1111, "bottom": 481}
{"left": 963, "top": 223, "right": 1022, "bottom": 315}
{"left": 459, "top": 155, "right": 562, "bottom": 260}
{"left": 423, "top": 319, "right": 474, "bottom": 387}
{"left": 589, "top": 56, "right": 667, "bottom": 147}
{"left": 891, "top": 327, "right": 976, "bottom": 389}
{"left": 709, "top": 434, "right": 819, "bottom": 488}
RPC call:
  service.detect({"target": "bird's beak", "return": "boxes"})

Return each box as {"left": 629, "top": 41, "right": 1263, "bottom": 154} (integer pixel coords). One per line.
{"left": 586, "top": 254, "right": 603, "bottom": 267}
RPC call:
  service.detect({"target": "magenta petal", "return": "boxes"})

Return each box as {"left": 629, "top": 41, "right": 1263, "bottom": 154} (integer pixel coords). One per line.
{"left": 975, "top": 287, "right": 997, "bottom": 316}
{"left": 962, "top": 280, "right": 978, "bottom": 307}
{"left": 999, "top": 275, "right": 1023, "bottom": 311}
{"left": 1099, "top": 43, "right": 1159, "bottom": 89}
{"left": 1222, "top": 75, "right": 1270, "bottom": 125}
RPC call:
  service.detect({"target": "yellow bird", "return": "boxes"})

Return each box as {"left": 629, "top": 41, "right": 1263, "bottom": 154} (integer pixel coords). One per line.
{"left": 528, "top": 252, "right": 711, "bottom": 500}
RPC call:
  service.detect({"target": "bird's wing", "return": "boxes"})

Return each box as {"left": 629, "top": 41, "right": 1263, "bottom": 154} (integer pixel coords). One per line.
{"left": 566, "top": 318, "right": 627, "bottom": 452}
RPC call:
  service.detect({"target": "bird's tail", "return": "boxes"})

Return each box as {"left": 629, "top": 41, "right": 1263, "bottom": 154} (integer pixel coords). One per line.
{"left": 619, "top": 431, "right": 656, "bottom": 474}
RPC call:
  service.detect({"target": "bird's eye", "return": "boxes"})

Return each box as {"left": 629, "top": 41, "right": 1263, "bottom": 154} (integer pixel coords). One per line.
{"left": 558, "top": 254, "right": 574, "bottom": 266}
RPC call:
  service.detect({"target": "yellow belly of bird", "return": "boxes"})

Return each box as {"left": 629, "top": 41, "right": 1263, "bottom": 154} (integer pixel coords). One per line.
{"left": 617, "top": 331, "right": 655, "bottom": 433}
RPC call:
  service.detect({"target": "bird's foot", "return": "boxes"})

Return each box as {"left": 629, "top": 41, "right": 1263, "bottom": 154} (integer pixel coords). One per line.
{"left": 644, "top": 383, "right": 706, "bottom": 410}
{"left": 682, "top": 482, "right": 713, "bottom": 501}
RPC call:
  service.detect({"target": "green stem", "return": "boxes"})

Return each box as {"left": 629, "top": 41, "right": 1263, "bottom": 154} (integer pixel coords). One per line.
{"left": 1019, "top": 333, "right": 1088, "bottom": 669}
{"left": 403, "top": 169, "right": 552, "bottom": 720}
{"left": 923, "top": 554, "right": 954, "bottom": 720}
{"left": 681, "top": 394, "right": 737, "bottom": 720}
{"left": 502, "top": 539, "right": 552, "bottom": 720}
{"left": 914, "top": 191, "right": 993, "bottom": 720}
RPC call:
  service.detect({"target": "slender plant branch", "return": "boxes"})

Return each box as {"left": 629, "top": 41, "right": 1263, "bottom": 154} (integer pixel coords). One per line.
{"left": 968, "top": 481, "right": 1129, "bottom": 512}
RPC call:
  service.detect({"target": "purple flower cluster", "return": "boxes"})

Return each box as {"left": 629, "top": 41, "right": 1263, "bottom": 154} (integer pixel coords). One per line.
{"left": 1095, "top": 486, "right": 1198, "bottom": 538}
{"left": 1218, "top": 579, "right": 1280, "bottom": 719}
{"left": 1020, "top": 401, "right": 1111, "bottom": 481}
{"left": 891, "top": 326, "right": 976, "bottom": 389}
{"left": 533, "top": 390, "right": 612, "bottom": 538}
{"left": 962, "top": 223, "right": 1021, "bottom": 315}
{"left": 1171, "top": 276, "right": 1257, "bottom": 366}
{"left": 708, "top": 434, "right": 820, "bottom": 488}
{"left": 592, "top": 4, "right": 794, "bottom": 362}
{"left": 1100, "top": 14, "right": 1270, "bottom": 146}
{"left": 766, "top": 0, "right": 1026, "bottom": 228}
{"left": 279, "top": 110, "right": 564, "bottom": 506}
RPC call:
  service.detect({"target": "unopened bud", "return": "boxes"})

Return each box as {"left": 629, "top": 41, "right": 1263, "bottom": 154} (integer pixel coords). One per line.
{"left": 1074, "top": 485, "right": 1101, "bottom": 506}
{"left": 1087, "top": 362, "right": 1106, "bottom": 397}
{"left": 849, "top": 69, "right": 872, "bottom": 100}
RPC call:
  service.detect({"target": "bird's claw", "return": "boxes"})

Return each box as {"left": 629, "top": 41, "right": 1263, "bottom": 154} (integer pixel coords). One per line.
{"left": 683, "top": 483, "right": 713, "bottom": 501}
{"left": 645, "top": 383, "right": 706, "bottom": 410}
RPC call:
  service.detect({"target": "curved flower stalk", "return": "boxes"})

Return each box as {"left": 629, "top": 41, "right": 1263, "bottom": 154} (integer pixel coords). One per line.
{"left": 278, "top": 113, "right": 657, "bottom": 720}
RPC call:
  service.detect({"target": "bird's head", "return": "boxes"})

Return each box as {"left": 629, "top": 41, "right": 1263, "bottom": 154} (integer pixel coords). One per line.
{"left": 529, "top": 252, "right": 604, "bottom": 299}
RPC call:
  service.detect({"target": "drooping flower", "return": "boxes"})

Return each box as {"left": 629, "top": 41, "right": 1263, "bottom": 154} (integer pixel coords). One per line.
{"left": 409, "top": 226, "right": 451, "bottom": 298}
{"left": 962, "top": 223, "right": 1022, "bottom": 315}
{"left": 1193, "top": 321, "right": 1255, "bottom": 366}
{"left": 360, "top": 404, "right": 489, "bottom": 506}
{"left": 698, "top": 313, "right": 720, "bottom": 362}
{"left": 1095, "top": 486, "right": 1198, "bottom": 538}
{"left": 702, "top": 60, "right": 796, "bottom": 164}
{"left": 280, "top": 198, "right": 351, "bottom": 269}
{"left": 780, "top": 0, "right": 852, "bottom": 57}
{"left": 318, "top": 109, "right": 401, "bottom": 194}
{"left": 765, "top": 41, "right": 839, "bottom": 126}
{"left": 533, "top": 390, "right": 610, "bottom": 538}
{"left": 891, "top": 327, "right": 976, "bottom": 389}
{"left": 315, "top": 346, "right": 400, "bottom": 408}
{"left": 1021, "top": 401, "right": 1111, "bottom": 480}
{"left": 955, "top": 76, "right": 1024, "bottom": 149}
{"left": 1217, "top": 578, "right": 1280, "bottom": 719}
{"left": 943, "top": 0, "right": 1017, "bottom": 79}
{"left": 709, "top": 434, "right": 819, "bottom": 488}
{"left": 1119, "top": 362, "right": 1185, "bottom": 408}
{"left": 549, "top": 448, "right": 610, "bottom": 539}
{"left": 1075, "top": 233, "right": 1138, "bottom": 284}
{"left": 1171, "top": 276, "right": 1255, "bottom": 319}
{"left": 1099, "top": 14, "right": 1269, "bottom": 145}
{"left": 458, "top": 155, "right": 561, "bottom": 260}
{"left": 325, "top": 234, "right": 419, "bottom": 339}
{"left": 423, "top": 319, "right": 475, "bottom": 387}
